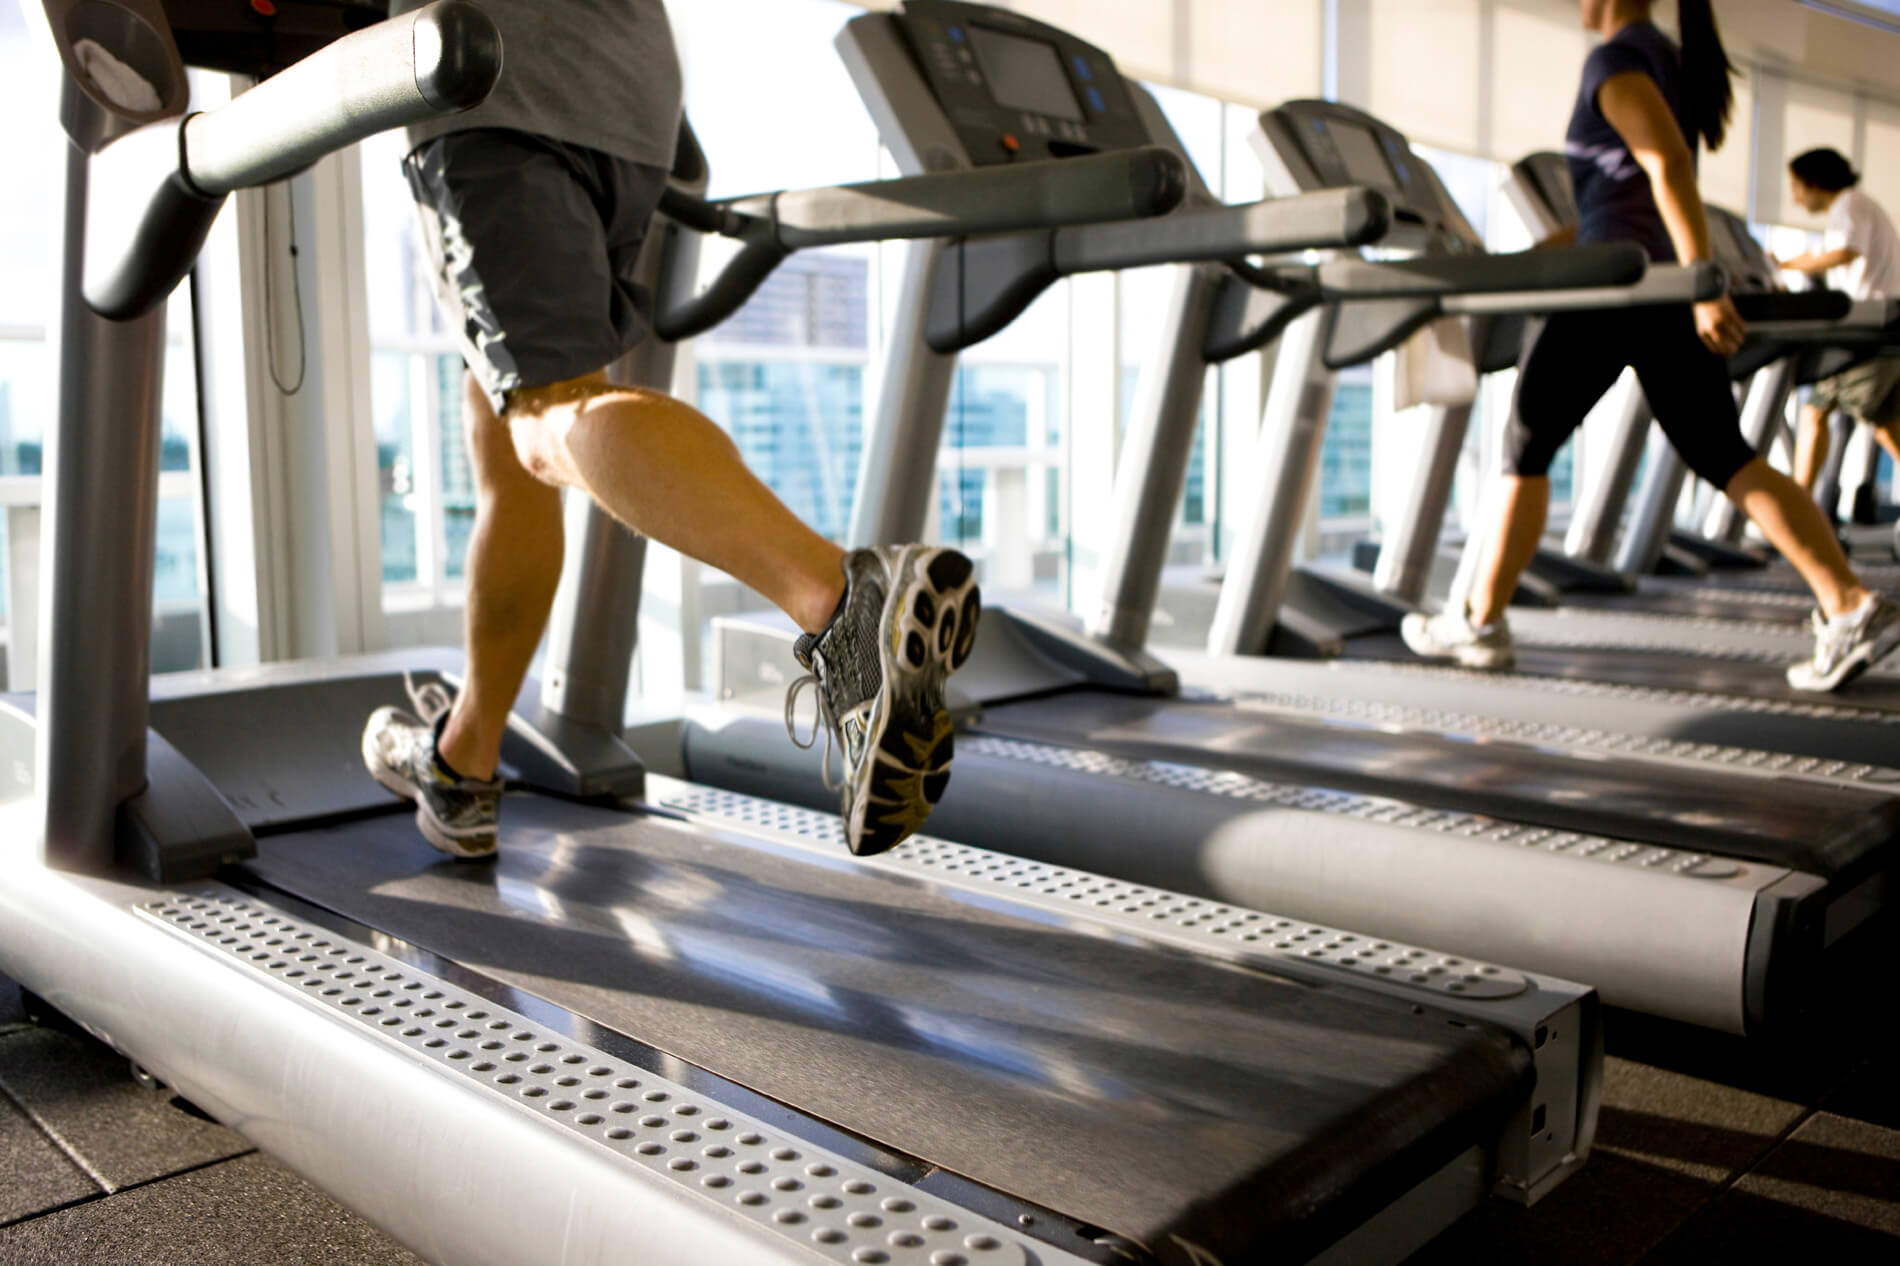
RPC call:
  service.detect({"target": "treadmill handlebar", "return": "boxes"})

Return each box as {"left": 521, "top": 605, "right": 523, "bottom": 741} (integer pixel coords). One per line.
{"left": 1047, "top": 186, "right": 1391, "bottom": 274}
{"left": 1732, "top": 290, "right": 1854, "bottom": 324}
{"left": 656, "top": 146, "right": 1189, "bottom": 341}
{"left": 716, "top": 146, "right": 1188, "bottom": 248}
{"left": 1439, "top": 260, "right": 1725, "bottom": 316}
{"left": 82, "top": 2, "right": 499, "bottom": 319}
{"left": 1312, "top": 242, "right": 1650, "bottom": 301}
{"left": 182, "top": 1, "right": 501, "bottom": 196}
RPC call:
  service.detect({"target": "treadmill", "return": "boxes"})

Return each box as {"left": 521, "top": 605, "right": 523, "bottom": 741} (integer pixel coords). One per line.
{"left": 684, "top": 5, "right": 1896, "bottom": 1033}
{"left": 0, "top": 5, "right": 1600, "bottom": 1264}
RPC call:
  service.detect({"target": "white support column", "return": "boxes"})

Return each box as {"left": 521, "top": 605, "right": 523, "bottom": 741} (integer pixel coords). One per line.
{"left": 6, "top": 504, "right": 39, "bottom": 692}
{"left": 1064, "top": 271, "right": 1122, "bottom": 610}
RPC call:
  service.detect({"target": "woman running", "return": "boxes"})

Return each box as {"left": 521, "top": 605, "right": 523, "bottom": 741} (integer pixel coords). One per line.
{"left": 1404, "top": 0, "right": 1900, "bottom": 692}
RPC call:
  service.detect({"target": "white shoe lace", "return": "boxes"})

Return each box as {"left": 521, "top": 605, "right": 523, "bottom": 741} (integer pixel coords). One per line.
{"left": 404, "top": 670, "right": 455, "bottom": 728}
{"left": 784, "top": 673, "right": 843, "bottom": 792}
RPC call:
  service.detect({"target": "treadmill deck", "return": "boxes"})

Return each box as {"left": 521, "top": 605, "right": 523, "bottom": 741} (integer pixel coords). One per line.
{"left": 242, "top": 793, "right": 1526, "bottom": 1262}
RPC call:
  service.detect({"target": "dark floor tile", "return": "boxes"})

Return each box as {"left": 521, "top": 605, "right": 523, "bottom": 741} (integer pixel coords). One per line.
{"left": 1824, "top": 1043, "right": 1900, "bottom": 1133}
{"left": 1734, "top": 1113, "right": 1900, "bottom": 1234}
{"left": 0, "top": 1096, "right": 98, "bottom": 1226}
{"left": 1404, "top": 1149, "right": 1721, "bottom": 1266}
{"left": 0, "top": 1027, "right": 249, "bottom": 1191}
{"left": 1637, "top": 1114, "right": 1900, "bottom": 1266}
{"left": 1596, "top": 1057, "right": 1806, "bottom": 1185}
{"left": 0, "top": 1152, "right": 427, "bottom": 1265}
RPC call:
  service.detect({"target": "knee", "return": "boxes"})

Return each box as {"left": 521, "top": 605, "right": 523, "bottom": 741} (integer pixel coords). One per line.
{"left": 502, "top": 408, "right": 572, "bottom": 486}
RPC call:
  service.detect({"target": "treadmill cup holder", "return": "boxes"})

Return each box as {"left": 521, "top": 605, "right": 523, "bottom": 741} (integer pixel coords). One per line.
{"left": 45, "top": 0, "right": 189, "bottom": 152}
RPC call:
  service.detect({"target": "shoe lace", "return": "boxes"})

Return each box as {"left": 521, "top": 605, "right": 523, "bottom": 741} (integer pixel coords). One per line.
{"left": 404, "top": 670, "right": 455, "bottom": 728}
{"left": 784, "top": 672, "right": 843, "bottom": 792}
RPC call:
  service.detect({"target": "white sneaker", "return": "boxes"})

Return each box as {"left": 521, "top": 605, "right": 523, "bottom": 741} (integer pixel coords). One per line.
{"left": 1787, "top": 595, "right": 1900, "bottom": 692}
{"left": 1400, "top": 604, "right": 1516, "bottom": 671}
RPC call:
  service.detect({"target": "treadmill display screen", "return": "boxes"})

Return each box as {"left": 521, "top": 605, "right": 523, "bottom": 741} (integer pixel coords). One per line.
{"left": 971, "top": 27, "right": 1084, "bottom": 122}
{"left": 1328, "top": 121, "right": 1397, "bottom": 190}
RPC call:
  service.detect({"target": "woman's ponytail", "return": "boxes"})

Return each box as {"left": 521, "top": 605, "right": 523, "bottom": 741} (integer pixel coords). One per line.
{"left": 1679, "top": 0, "right": 1736, "bottom": 151}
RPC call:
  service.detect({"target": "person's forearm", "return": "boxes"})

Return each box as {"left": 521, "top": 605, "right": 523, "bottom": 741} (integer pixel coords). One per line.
{"left": 1642, "top": 153, "right": 1713, "bottom": 263}
{"left": 1778, "top": 247, "right": 1858, "bottom": 274}
{"left": 1537, "top": 223, "right": 1579, "bottom": 250}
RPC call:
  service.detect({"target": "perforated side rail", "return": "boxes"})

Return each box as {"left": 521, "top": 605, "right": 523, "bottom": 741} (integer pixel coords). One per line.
{"left": 141, "top": 893, "right": 1070, "bottom": 1266}
{"left": 1230, "top": 690, "right": 1898, "bottom": 787}
{"left": 1332, "top": 658, "right": 1900, "bottom": 726}
{"left": 957, "top": 737, "right": 1743, "bottom": 881}
{"left": 1668, "top": 586, "right": 1814, "bottom": 610}
{"left": 656, "top": 786, "right": 1530, "bottom": 1000}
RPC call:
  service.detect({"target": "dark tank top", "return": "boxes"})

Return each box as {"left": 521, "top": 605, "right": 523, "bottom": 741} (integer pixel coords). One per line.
{"left": 1565, "top": 21, "right": 1698, "bottom": 263}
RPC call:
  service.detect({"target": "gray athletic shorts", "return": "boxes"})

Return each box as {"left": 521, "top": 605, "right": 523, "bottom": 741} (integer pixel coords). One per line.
{"left": 1809, "top": 355, "right": 1900, "bottom": 426}
{"left": 404, "top": 128, "right": 670, "bottom": 412}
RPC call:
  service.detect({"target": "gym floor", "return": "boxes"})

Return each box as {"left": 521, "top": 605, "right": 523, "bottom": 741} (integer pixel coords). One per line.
{"left": 0, "top": 920, "right": 1894, "bottom": 1265}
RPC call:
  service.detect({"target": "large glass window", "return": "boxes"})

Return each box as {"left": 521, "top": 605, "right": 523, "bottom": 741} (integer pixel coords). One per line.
{"left": 0, "top": 5, "right": 210, "bottom": 675}
{"left": 359, "top": 125, "right": 470, "bottom": 606}
{"left": 677, "top": 0, "right": 882, "bottom": 562}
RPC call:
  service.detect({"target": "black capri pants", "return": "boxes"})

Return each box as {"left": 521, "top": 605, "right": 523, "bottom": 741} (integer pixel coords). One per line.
{"left": 1504, "top": 305, "right": 1757, "bottom": 489}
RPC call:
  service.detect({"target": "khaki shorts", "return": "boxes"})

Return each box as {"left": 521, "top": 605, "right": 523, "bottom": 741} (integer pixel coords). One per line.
{"left": 1809, "top": 356, "right": 1900, "bottom": 425}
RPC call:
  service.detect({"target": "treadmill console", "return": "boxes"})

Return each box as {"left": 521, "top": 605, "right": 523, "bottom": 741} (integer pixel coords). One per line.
{"left": 1515, "top": 151, "right": 1580, "bottom": 228}
{"left": 161, "top": 1, "right": 388, "bottom": 76}
{"left": 1255, "top": 100, "right": 1480, "bottom": 250}
{"left": 885, "top": 1, "right": 1151, "bottom": 165}
{"left": 1707, "top": 206, "right": 1777, "bottom": 292}
{"left": 1514, "top": 153, "right": 1775, "bottom": 292}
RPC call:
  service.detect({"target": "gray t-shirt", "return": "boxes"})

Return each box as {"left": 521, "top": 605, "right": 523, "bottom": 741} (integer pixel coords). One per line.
{"left": 394, "top": 0, "right": 682, "bottom": 168}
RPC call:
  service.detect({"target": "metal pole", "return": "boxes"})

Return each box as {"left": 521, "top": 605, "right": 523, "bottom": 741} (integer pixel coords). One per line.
{"left": 1207, "top": 310, "right": 1337, "bottom": 656}
{"left": 539, "top": 217, "right": 698, "bottom": 732}
{"left": 1371, "top": 400, "right": 1474, "bottom": 604}
{"left": 1812, "top": 398, "right": 1855, "bottom": 525}
{"left": 1563, "top": 374, "right": 1650, "bottom": 564}
{"left": 1702, "top": 360, "right": 1794, "bottom": 544}
{"left": 1612, "top": 431, "right": 1690, "bottom": 575}
{"left": 38, "top": 136, "right": 166, "bottom": 870}
{"left": 848, "top": 239, "right": 957, "bottom": 547}
{"left": 1088, "top": 264, "right": 1219, "bottom": 649}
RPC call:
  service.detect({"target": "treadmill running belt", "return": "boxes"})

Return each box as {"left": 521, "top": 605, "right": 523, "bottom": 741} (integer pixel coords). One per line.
{"left": 244, "top": 796, "right": 1525, "bottom": 1263}
{"left": 1348, "top": 632, "right": 1900, "bottom": 718}
{"left": 978, "top": 692, "right": 1899, "bottom": 872}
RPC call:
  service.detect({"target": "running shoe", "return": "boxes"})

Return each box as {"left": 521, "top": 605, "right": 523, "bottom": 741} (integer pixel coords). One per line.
{"left": 1787, "top": 595, "right": 1900, "bottom": 692}
{"left": 361, "top": 673, "right": 502, "bottom": 858}
{"left": 785, "top": 545, "right": 980, "bottom": 856}
{"left": 1400, "top": 603, "right": 1516, "bottom": 671}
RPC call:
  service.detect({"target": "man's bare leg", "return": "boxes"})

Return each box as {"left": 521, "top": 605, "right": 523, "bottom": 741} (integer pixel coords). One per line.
{"left": 435, "top": 375, "right": 566, "bottom": 781}
{"left": 1724, "top": 457, "right": 1870, "bottom": 619}
{"left": 1794, "top": 403, "right": 1832, "bottom": 493}
{"left": 437, "top": 370, "right": 849, "bottom": 779}
{"left": 1468, "top": 475, "right": 1551, "bottom": 627}
{"left": 508, "top": 371, "right": 847, "bottom": 634}
{"left": 1871, "top": 419, "right": 1900, "bottom": 472}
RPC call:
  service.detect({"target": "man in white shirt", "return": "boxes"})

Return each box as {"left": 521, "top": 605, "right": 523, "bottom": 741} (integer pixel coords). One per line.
{"left": 1774, "top": 147, "right": 1900, "bottom": 531}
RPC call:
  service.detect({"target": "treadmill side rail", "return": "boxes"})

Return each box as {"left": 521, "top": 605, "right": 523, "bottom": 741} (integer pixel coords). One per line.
{"left": 2, "top": 868, "right": 1090, "bottom": 1266}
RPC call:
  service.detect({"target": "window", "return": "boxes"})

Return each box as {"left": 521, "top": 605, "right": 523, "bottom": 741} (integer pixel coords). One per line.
{"left": 0, "top": 5, "right": 210, "bottom": 677}
{"left": 676, "top": 0, "right": 882, "bottom": 562}
{"left": 360, "top": 127, "right": 466, "bottom": 606}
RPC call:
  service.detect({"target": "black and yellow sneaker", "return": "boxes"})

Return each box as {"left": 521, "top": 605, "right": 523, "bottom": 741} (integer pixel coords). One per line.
{"left": 785, "top": 545, "right": 980, "bottom": 856}
{"left": 361, "top": 673, "right": 502, "bottom": 859}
